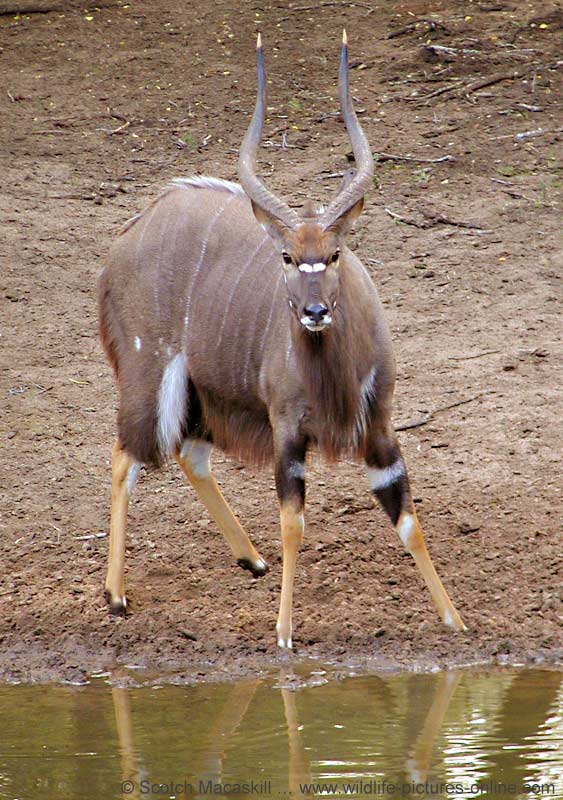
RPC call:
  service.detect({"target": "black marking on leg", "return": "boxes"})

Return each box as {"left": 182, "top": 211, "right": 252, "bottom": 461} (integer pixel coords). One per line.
{"left": 275, "top": 436, "right": 308, "bottom": 507}
{"left": 373, "top": 482, "right": 405, "bottom": 526}
{"left": 237, "top": 557, "right": 269, "bottom": 578}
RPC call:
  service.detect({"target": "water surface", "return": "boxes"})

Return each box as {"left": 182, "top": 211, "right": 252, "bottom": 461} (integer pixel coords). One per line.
{"left": 1, "top": 667, "right": 562, "bottom": 800}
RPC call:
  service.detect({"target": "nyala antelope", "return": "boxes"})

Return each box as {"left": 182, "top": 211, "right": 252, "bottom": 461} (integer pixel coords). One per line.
{"left": 99, "top": 32, "right": 466, "bottom": 648}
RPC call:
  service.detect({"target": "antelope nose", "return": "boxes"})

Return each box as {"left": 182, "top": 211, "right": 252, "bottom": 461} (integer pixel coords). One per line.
{"left": 304, "top": 303, "right": 329, "bottom": 323}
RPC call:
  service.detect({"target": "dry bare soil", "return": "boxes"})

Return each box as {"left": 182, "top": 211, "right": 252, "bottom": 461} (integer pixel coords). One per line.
{"left": 1, "top": 0, "right": 562, "bottom": 683}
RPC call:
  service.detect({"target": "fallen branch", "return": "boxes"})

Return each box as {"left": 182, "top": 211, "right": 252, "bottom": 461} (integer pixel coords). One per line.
{"left": 449, "top": 350, "right": 500, "bottom": 361}
{"left": 421, "top": 209, "right": 484, "bottom": 230}
{"left": 375, "top": 152, "right": 455, "bottom": 164}
{"left": 50, "top": 193, "right": 97, "bottom": 200}
{"left": 384, "top": 207, "right": 425, "bottom": 228}
{"left": 396, "top": 391, "right": 493, "bottom": 432}
{"left": 463, "top": 69, "right": 523, "bottom": 96}
{"left": 408, "top": 69, "right": 523, "bottom": 104}
{"left": 288, "top": 1, "right": 373, "bottom": 11}
{"left": 387, "top": 17, "right": 449, "bottom": 39}
{"left": 384, "top": 207, "right": 483, "bottom": 230}
{"left": 0, "top": 1, "right": 121, "bottom": 14}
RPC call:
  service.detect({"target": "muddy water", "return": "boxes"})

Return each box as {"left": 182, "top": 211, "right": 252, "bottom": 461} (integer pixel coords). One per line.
{"left": 1, "top": 668, "right": 562, "bottom": 800}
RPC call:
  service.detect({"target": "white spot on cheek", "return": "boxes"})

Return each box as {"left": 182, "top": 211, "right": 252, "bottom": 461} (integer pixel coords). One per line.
{"left": 180, "top": 438, "right": 212, "bottom": 478}
{"left": 134, "top": 336, "right": 142, "bottom": 351}
{"left": 398, "top": 514, "right": 415, "bottom": 548}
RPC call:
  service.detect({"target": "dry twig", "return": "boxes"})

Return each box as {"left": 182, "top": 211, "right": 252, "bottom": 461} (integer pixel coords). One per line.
{"left": 396, "top": 392, "right": 493, "bottom": 432}
{"left": 376, "top": 152, "right": 455, "bottom": 164}
{"left": 288, "top": 1, "right": 373, "bottom": 12}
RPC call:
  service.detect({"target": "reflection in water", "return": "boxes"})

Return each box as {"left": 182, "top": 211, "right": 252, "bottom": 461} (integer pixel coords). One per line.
{"left": 0, "top": 668, "right": 561, "bottom": 800}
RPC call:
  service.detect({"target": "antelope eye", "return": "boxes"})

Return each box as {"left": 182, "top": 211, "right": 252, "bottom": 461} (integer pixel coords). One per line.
{"left": 330, "top": 250, "right": 340, "bottom": 264}
{"left": 282, "top": 252, "right": 293, "bottom": 266}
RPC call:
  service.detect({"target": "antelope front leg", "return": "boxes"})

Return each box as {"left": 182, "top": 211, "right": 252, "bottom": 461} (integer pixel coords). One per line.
{"left": 274, "top": 434, "right": 308, "bottom": 649}
{"left": 176, "top": 438, "right": 267, "bottom": 576}
{"left": 105, "top": 440, "right": 139, "bottom": 614}
{"left": 366, "top": 430, "right": 466, "bottom": 631}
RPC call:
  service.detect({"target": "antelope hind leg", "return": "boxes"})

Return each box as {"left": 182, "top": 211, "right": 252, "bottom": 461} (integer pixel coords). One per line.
{"left": 367, "top": 434, "right": 466, "bottom": 631}
{"left": 176, "top": 438, "right": 267, "bottom": 577}
{"left": 105, "top": 440, "right": 139, "bottom": 614}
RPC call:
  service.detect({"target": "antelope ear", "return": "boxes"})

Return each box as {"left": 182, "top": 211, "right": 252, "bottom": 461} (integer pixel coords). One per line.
{"left": 323, "top": 197, "right": 364, "bottom": 238}
{"left": 251, "top": 201, "right": 293, "bottom": 247}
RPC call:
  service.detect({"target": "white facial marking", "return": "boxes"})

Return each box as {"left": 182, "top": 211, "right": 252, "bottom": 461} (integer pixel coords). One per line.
{"left": 180, "top": 438, "right": 212, "bottom": 478}
{"left": 298, "top": 262, "right": 326, "bottom": 273}
{"left": 134, "top": 336, "right": 142, "bottom": 352}
{"left": 367, "top": 459, "right": 405, "bottom": 492}
{"left": 288, "top": 461, "right": 306, "bottom": 480}
{"left": 157, "top": 353, "right": 188, "bottom": 456}
{"left": 398, "top": 514, "right": 415, "bottom": 548}
{"left": 300, "top": 314, "right": 332, "bottom": 332}
{"left": 126, "top": 463, "right": 140, "bottom": 497}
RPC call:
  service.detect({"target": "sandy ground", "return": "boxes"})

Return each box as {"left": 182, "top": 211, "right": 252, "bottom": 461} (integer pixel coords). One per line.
{"left": 1, "top": 0, "right": 562, "bottom": 683}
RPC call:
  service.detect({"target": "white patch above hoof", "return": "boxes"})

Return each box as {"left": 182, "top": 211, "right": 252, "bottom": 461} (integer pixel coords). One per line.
{"left": 398, "top": 514, "right": 415, "bottom": 548}
{"left": 277, "top": 635, "right": 293, "bottom": 649}
{"left": 444, "top": 609, "right": 467, "bottom": 631}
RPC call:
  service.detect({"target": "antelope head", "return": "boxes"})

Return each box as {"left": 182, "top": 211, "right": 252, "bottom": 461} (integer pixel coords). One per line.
{"left": 239, "top": 31, "right": 374, "bottom": 333}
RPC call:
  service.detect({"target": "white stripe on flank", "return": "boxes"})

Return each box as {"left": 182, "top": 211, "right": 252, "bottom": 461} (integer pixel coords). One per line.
{"left": 243, "top": 270, "right": 283, "bottom": 391}
{"left": 367, "top": 459, "right": 405, "bottom": 492}
{"left": 183, "top": 195, "right": 236, "bottom": 339}
{"left": 172, "top": 176, "right": 246, "bottom": 197}
{"left": 157, "top": 353, "right": 188, "bottom": 456}
{"left": 215, "top": 236, "right": 268, "bottom": 356}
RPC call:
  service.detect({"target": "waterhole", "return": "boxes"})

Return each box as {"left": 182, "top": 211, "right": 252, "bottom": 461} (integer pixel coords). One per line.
{"left": 1, "top": 667, "right": 561, "bottom": 799}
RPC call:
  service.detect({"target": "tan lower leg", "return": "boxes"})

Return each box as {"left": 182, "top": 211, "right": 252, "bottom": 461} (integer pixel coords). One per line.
{"left": 175, "top": 446, "right": 266, "bottom": 574}
{"left": 105, "top": 441, "right": 135, "bottom": 611}
{"left": 397, "top": 510, "right": 466, "bottom": 631}
{"left": 276, "top": 503, "right": 304, "bottom": 649}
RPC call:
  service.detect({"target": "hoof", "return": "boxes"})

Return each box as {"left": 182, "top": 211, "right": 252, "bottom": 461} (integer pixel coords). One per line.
{"left": 105, "top": 590, "right": 128, "bottom": 616}
{"left": 443, "top": 607, "right": 467, "bottom": 631}
{"left": 236, "top": 557, "right": 268, "bottom": 578}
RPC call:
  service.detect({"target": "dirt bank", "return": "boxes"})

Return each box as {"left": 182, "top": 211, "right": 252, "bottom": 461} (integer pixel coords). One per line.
{"left": 1, "top": 0, "right": 561, "bottom": 683}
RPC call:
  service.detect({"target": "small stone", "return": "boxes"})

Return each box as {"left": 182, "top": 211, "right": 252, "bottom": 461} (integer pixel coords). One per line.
{"left": 458, "top": 521, "right": 481, "bottom": 535}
